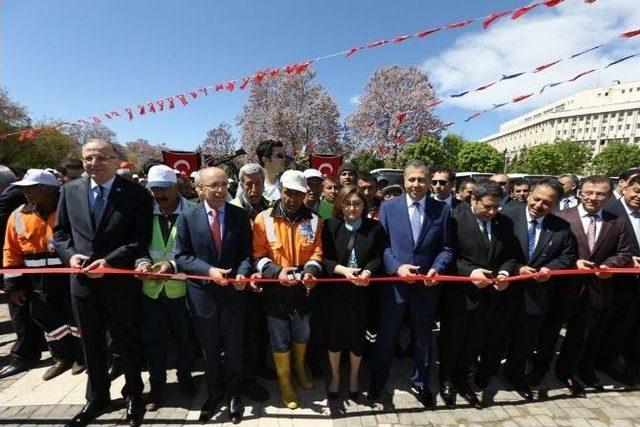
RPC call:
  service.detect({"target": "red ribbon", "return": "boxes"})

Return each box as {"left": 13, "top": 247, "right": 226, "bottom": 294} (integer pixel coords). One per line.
{"left": 1, "top": 267, "right": 638, "bottom": 284}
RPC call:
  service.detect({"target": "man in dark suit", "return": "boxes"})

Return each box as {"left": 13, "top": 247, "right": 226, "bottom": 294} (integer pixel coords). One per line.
{"left": 491, "top": 173, "right": 518, "bottom": 209}
{"left": 598, "top": 174, "right": 640, "bottom": 386}
{"left": 438, "top": 180, "right": 517, "bottom": 409}
{"left": 174, "top": 167, "right": 252, "bottom": 424}
{"left": 431, "top": 166, "right": 459, "bottom": 210}
{"left": 53, "top": 140, "right": 153, "bottom": 427}
{"left": 369, "top": 160, "right": 454, "bottom": 408}
{"left": 477, "top": 179, "right": 577, "bottom": 400}
{"left": 529, "top": 175, "right": 633, "bottom": 397}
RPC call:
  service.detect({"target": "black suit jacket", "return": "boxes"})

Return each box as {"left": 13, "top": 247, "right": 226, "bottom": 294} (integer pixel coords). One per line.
{"left": 53, "top": 175, "right": 153, "bottom": 297}
{"left": 448, "top": 202, "right": 518, "bottom": 309}
{"left": 502, "top": 203, "right": 577, "bottom": 314}
{"left": 604, "top": 198, "right": 640, "bottom": 295}
{"left": 556, "top": 206, "right": 634, "bottom": 308}
{"left": 320, "top": 217, "right": 385, "bottom": 276}
{"left": 174, "top": 201, "right": 252, "bottom": 318}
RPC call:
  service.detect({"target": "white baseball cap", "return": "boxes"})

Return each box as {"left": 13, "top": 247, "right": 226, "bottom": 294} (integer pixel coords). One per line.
{"left": 280, "top": 170, "right": 308, "bottom": 194}
{"left": 13, "top": 169, "right": 59, "bottom": 187}
{"left": 303, "top": 168, "right": 323, "bottom": 180}
{"left": 189, "top": 171, "right": 199, "bottom": 179}
{"left": 147, "top": 165, "right": 177, "bottom": 189}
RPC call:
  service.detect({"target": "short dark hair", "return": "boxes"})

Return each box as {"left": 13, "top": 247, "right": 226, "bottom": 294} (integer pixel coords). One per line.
{"left": 142, "top": 158, "right": 163, "bottom": 176}
{"left": 333, "top": 186, "right": 368, "bottom": 221}
{"left": 404, "top": 160, "right": 431, "bottom": 175}
{"left": 511, "top": 177, "right": 530, "bottom": 188}
{"left": 628, "top": 174, "right": 640, "bottom": 187}
{"left": 59, "top": 158, "right": 83, "bottom": 175}
{"left": 619, "top": 168, "right": 640, "bottom": 181}
{"left": 432, "top": 166, "right": 455, "bottom": 182}
{"left": 357, "top": 171, "right": 376, "bottom": 184}
{"left": 531, "top": 178, "right": 562, "bottom": 200}
{"left": 583, "top": 175, "right": 612, "bottom": 192}
{"left": 256, "top": 140, "right": 284, "bottom": 166}
{"left": 473, "top": 179, "right": 503, "bottom": 199}
{"left": 456, "top": 177, "right": 476, "bottom": 192}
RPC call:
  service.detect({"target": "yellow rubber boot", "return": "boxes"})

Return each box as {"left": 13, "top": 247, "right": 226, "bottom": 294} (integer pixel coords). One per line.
{"left": 273, "top": 351, "right": 299, "bottom": 409}
{"left": 292, "top": 342, "right": 314, "bottom": 389}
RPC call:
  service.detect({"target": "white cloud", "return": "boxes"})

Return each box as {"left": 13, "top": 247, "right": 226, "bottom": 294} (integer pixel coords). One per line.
{"left": 349, "top": 95, "right": 361, "bottom": 105}
{"left": 422, "top": 0, "right": 640, "bottom": 112}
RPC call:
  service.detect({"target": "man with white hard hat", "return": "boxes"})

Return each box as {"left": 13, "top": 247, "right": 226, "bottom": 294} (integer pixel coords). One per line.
{"left": 133, "top": 165, "right": 197, "bottom": 411}
{"left": 2, "top": 169, "right": 85, "bottom": 381}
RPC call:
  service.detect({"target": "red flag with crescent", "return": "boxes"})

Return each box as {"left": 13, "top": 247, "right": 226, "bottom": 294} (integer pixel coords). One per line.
{"left": 310, "top": 154, "right": 342, "bottom": 179}
{"left": 161, "top": 150, "right": 201, "bottom": 177}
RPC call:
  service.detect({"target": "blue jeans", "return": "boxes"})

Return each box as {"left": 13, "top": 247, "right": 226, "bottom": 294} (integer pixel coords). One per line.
{"left": 142, "top": 293, "right": 195, "bottom": 389}
{"left": 267, "top": 312, "right": 310, "bottom": 352}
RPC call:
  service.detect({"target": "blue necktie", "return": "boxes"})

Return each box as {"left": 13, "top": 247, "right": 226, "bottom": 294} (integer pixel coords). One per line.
{"left": 92, "top": 185, "right": 105, "bottom": 225}
{"left": 410, "top": 201, "right": 421, "bottom": 244}
{"left": 527, "top": 219, "right": 538, "bottom": 259}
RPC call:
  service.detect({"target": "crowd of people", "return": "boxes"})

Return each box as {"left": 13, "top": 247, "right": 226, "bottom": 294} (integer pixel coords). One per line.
{"left": 1, "top": 138, "right": 640, "bottom": 426}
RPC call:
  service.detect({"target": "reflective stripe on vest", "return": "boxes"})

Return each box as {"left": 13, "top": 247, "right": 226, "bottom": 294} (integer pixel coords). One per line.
{"left": 262, "top": 209, "right": 319, "bottom": 244}
{"left": 24, "top": 258, "right": 62, "bottom": 267}
{"left": 12, "top": 209, "right": 25, "bottom": 235}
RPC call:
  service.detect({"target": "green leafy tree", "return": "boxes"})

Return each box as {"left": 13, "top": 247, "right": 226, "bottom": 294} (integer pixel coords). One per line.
{"left": 456, "top": 142, "right": 504, "bottom": 173}
{"left": 350, "top": 149, "right": 385, "bottom": 173}
{"left": 397, "top": 136, "right": 451, "bottom": 169}
{"left": 441, "top": 134, "right": 465, "bottom": 165}
{"left": 513, "top": 140, "right": 592, "bottom": 174}
{"left": 592, "top": 141, "right": 640, "bottom": 177}
{"left": 4, "top": 128, "right": 79, "bottom": 171}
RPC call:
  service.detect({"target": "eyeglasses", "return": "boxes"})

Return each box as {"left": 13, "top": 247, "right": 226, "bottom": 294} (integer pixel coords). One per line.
{"left": 342, "top": 202, "right": 363, "bottom": 208}
{"left": 199, "top": 183, "right": 227, "bottom": 190}
{"left": 82, "top": 155, "right": 117, "bottom": 163}
{"left": 431, "top": 180, "right": 449, "bottom": 186}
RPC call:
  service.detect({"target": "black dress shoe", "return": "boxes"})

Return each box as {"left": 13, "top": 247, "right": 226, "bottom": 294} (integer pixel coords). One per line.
{"left": 125, "top": 397, "right": 144, "bottom": 427}
{"left": 228, "top": 395, "right": 243, "bottom": 424}
{"left": 527, "top": 368, "right": 546, "bottom": 387}
{"left": 412, "top": 385, "right": 436, "bottom": 409}
{"left": 242, "top": 378, "right": 269, "bottom": 402}
{"left": 367, "top": 385, "right": 382, "bottom": 404}
{"left": 579, "top": 371, "right": 604, "bottom": 392}
{"left": 199, "top": 395, "right": 223, "bottom": 423}
{"left": 474, "top": 371, "right": 490, "bottom": 390}
{"left": 65, "top": 399, "right": 111, "bottom": 427}
{"left": 440, "top": 381, "right": 456, "bottom": 408}
{"left": 504, "top": 374, "right": 534, "bottom": 401}
{"left": 0, "top": 359, "right": 39, "bottom": 379}
{"left": 327, "top": 387, "right": 340, "bottom": 401}
{"left": 456, "top": 382, "right": 482, "bottom": 410}
{"left": 557, "top": 375, "right": 586, "bottom": 398}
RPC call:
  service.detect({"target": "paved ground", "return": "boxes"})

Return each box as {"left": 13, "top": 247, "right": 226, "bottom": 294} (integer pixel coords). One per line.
{"left": 2, "top": 297, "right": 640, "bottom": 426}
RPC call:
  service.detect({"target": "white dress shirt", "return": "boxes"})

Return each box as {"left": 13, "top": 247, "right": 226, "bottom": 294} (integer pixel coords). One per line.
{"left": 89, "top": 176, "right": 116, "bottom": 208}
{"left": 525, "top": 209, "right": 546, "bottom": 251}
{"left": 622, "top": 200, "right": 640, "bottom": 245}
{"left": 577, "top": 204, "right": 603, "bottom": 242}
{"left": 204, "top": 199, "right": 225, "bottom": 237}
{"left": 406, "top": 194, "right": 426, "bottom": 226}
{"left": 559, "top": 195, "right": 578, "bottom": 210}
{"left": 433, "top": 193, "right": 453, "bottom": 207}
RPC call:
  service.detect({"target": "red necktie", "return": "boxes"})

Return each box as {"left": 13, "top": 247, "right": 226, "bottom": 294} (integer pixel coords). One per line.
{"left": 209, "top": 209, "right": 222, "bottom": 254}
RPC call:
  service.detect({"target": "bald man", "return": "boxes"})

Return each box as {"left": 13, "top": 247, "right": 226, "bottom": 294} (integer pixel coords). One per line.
{"left": 175, "top": 167, "right": 253, "bottom": 424}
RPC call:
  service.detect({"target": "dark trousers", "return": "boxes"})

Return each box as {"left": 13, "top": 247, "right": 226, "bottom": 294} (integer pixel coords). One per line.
{"left": 371, "top": 284, "right": 440, "bottom": 389}
{"left": 191, "top": 301, "right": 246, "bottom": 399}
{"left": 142, "top": 293, "right": 194, "bottom": 389}
{"left": 242, "top": 292, "right": 270, "bottom": 378}
{"left": 438, "top": 291, "right": 491, "bottom": 384}
{"left": 30, "top": 289, "right": 83, "bottom": 364}
{"left": 478, "top": 290, "right": 528, "bottom": 376}
{"left": 597, "top": 284, "right": 640, "bottom": 368}
{"left": 7, "top": 296, "right": 45, "bottom": 362}
{"left": 72, "top": 285, "right": 144, "bottom": 402}
{"left": 555, "top": 296, "right": 606, "bottom": 378}
{"left": 531, "top": 289, "right": 578, "bottom": 376}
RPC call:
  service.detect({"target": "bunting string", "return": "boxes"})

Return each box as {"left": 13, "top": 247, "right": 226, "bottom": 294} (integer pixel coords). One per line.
{"left": 0, "top": 0, "right": 598, "bottom": 141}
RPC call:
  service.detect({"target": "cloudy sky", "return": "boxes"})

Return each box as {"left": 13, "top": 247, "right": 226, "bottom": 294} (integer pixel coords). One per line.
{"left": 2, "top": 0, "right": 638, "bottom": 150}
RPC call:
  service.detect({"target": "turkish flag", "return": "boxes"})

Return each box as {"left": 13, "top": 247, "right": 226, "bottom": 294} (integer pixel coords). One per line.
{"left": 311, "top": 154, "right": 342, "bottom": 179}
{"left": 162, "top": 150, "right": 201, "bottom": 177}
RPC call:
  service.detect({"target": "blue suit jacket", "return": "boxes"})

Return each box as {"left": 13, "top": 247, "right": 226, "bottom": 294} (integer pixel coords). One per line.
{"left": 379, "top": 195, "right": 453, "bottom": 299}
{"left": 174, "top": 202, "right": 252, "bottom": 318}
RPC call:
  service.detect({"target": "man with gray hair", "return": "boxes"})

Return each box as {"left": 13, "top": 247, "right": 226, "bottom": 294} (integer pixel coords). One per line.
{"left": 558, "top": 174, "right": 580, "bottom": 210}
{"left": 231, "top": 163, "right": 270, "bottom": 221}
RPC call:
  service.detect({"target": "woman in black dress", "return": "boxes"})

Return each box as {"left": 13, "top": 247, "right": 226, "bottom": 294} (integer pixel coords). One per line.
{"left": 321, "top": 186, "right": 386, "bottom": 399}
